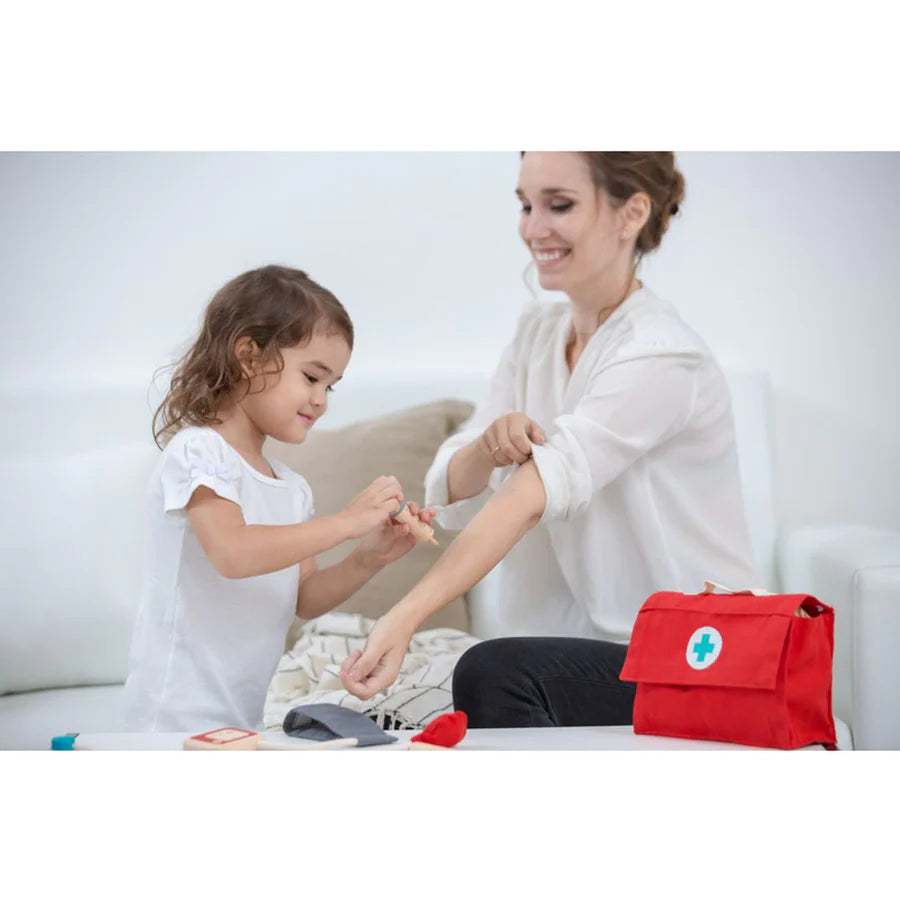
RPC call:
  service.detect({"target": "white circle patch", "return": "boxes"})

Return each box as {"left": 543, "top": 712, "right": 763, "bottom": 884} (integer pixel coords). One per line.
{"left": 686, "top": 626, "right": 723, "bottom": 670}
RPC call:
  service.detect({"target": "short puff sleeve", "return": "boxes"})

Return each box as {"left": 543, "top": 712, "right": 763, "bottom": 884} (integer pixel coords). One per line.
{"left": 160, "top": 430, "right": 242, "bottom": 513}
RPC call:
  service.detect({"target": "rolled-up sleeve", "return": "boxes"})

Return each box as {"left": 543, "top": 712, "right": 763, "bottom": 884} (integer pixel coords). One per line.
{"left": 532, "top": 350, "right": 701, "bottom": 524}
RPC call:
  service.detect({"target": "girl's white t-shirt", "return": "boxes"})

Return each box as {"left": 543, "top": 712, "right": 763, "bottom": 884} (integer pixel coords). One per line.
{"left": 425, "top": 288, "right": 762, "bottom": 643}
{"left": 122, "top": 426, "right": 313, "bottom": 733}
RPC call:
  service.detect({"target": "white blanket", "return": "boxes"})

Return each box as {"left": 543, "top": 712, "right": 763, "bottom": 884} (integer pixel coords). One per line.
{"left": 263, "top": 611, "right": 481, "bottom": 731}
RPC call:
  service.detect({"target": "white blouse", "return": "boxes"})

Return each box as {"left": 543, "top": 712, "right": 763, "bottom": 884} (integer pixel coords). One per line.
{"left": 122, "top": 426, "right": 314, "bottom": 732}
{"left": 425, "top": 288, "right": 761, "bottom": 642}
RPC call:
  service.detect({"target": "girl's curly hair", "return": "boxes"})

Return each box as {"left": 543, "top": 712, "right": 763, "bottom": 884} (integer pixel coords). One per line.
{"left": 153, "top": 265, "right": 353, "bottom": 447}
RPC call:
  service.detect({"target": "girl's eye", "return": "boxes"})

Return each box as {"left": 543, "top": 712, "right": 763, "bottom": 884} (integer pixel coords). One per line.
{"left": 520, "top": 204, "right": 532, "bottom": 214}
{"left": 306, "top": 373, "right": 335, "bottom": 393}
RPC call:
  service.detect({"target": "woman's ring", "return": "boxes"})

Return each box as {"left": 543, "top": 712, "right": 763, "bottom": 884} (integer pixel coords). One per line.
{"left": 490, "top": 445, "right": 503, "bottom": 460}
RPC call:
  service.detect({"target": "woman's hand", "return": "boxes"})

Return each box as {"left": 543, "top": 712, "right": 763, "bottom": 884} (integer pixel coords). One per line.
{"left": 340, "top": 608, "right": 416, "bottom": 700}
{"left": 338, "top": 475, "right": 404, "bottom": 539}
{"left": 356, "top": 502, "right": 436, "bottom": 568}
{"left": 477, "top": 412, "right": 546, "bottom": 467}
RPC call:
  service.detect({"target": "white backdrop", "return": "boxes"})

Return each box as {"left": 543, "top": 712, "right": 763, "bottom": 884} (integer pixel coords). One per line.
{"left": 1, "top": 151, "right": 898, "bottom": 532}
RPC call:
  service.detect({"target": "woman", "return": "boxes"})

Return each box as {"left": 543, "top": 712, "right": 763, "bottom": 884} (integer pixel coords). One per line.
{"left": 340, "top": 151, "right": 761, "bottom": 727}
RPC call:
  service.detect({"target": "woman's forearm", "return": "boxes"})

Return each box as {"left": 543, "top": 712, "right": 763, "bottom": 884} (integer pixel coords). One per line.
{"left": 446, "top": 438, "right": 496, "bottom": 503}
{"left": 393, "top": 460, "right": 547, "bottom": 630}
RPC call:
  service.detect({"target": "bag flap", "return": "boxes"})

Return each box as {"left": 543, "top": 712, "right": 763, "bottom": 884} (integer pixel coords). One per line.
{"left": 639, "top": 590, "right": 830, "bottom": 618}
{"left": 620, "top": 604, "right": 795, "bottom": 690}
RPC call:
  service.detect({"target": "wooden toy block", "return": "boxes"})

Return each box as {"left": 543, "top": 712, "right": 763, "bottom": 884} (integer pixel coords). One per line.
{"left": 183, "top": 728, "right": 358, "bottom": 750}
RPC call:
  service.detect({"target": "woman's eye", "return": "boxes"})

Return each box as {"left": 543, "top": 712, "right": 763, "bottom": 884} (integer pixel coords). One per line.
{"left": 519, "top": 202, "right": 572, "bottom": 214}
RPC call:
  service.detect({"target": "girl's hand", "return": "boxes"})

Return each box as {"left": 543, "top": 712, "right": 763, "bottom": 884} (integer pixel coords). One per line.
{"left": 408, "top": 501, "right": 437, "bottom": 529}
{"left": 356, "top": 502, "right": 438, "bottom": 568}
{"left": 340, "top": 609, "right": 415, "bottom": 700}
{"left": 477, "top": 413, "right": 546, "bottom": 467}
{"left": 339, "top": 475, "right": 404, "bottom": 539}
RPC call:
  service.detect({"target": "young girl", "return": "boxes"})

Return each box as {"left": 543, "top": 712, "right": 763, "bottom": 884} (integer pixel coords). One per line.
{"left": 122, "top": 264, "right": 433, "bottom": 733}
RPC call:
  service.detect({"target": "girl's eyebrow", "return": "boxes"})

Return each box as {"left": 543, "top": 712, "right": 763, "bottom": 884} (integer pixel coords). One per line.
{"left": 308, "top": 360, "right": 343, "bottom": 384}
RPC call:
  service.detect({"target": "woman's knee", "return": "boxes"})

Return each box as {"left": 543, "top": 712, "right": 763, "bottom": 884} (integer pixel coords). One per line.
{"left": 452, "top": 638, "right": 527, "bottom": 703}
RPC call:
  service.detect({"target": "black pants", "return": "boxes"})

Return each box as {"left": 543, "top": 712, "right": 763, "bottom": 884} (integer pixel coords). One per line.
{"left": 452, "top": 637, "right": 636, "bottom": 728}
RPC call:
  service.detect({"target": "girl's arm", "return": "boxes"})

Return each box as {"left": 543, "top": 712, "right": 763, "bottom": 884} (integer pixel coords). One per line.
{"left": 186, "top": 475, "right": 402, "bottom": 579}
{"left": 293, "top": 550, "right": 377, "bottom": 620}
{"left": 295, "top": 502, "right": 435, "bottom": 619}
{"left": 340, "top": 460, "right": 547, "bottom": 699}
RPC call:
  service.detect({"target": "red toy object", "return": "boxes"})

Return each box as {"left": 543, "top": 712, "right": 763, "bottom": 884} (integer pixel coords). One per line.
{"left": 619, "top": 587, "right": 837, "bottom": 749}
{"left": 410, "top": 711, "right": 468, "bottom": 748}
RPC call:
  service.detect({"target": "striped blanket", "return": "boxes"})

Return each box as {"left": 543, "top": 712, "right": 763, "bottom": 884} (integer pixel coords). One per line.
{"left": 263, "top": 611, "right": 481, "bottom": 732}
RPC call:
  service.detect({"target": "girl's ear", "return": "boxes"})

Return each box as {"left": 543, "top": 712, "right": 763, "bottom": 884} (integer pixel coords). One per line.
{"left": 619, "top": 191, "right": 651, "bottom": 243}
{"left": 233, "top": 336, "right": 261, "bottom": 377}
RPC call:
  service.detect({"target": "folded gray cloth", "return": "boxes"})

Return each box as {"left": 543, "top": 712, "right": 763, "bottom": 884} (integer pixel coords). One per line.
{"left": 283, "top": 703, "right": 398, "bottom": 746}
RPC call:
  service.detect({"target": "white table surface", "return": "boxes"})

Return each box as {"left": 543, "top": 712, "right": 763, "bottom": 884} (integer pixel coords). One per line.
{"left": 64, "top": 724, "right": 845, "bottom": 751}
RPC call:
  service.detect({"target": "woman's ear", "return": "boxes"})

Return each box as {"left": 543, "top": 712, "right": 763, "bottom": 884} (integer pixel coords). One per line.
{"left": 233, "top": 336, "right": 261, "bottom": 377}
{"left": 619, "top": 191, "right": 651, "bottom": 243}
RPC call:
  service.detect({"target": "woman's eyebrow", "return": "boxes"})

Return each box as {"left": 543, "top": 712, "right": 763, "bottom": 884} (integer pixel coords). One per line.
{"left": 515, "top": 187, "right": 578, "bottom": 198}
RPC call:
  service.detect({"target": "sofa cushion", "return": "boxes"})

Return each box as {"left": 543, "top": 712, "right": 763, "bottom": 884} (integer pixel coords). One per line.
{"left": 266, "top": 398, "right": 475, "bottom": 644}
{"left": 0, "top": 442, "right": 159, "bottom": 695}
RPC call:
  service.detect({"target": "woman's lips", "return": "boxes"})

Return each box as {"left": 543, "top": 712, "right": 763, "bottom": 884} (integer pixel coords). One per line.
{"left": 533, "top": 248, "right": 570, "bottom": 269}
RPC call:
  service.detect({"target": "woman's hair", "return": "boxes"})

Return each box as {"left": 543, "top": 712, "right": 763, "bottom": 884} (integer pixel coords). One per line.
{"left": 152, "top": 265, "right": 353, "bottom": 447}
{"left": 520, "top": 151, "right": 685, "bottom": 261}
{"left": 577, "top": 152, "right": 685, "bottom": 259}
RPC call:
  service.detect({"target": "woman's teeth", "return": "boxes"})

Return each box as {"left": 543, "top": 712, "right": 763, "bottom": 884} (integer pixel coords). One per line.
{"left": 534, "top": 249, "right": 568, "bottom": 262}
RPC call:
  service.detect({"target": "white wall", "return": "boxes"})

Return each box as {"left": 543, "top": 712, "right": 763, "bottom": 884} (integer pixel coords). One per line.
{"left": 1, "top": 151, "right": 897, "bottom": 532}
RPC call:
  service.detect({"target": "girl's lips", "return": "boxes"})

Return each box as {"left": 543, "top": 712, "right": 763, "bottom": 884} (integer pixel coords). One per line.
{"left": 299, "top": 413, "right": 315, "bottom": 425}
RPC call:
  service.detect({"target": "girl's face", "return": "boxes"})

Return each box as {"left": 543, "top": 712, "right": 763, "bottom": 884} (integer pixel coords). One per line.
{"left": 240, "top": 331, "right": 351, "bottom": 444}
{"left": 516, "top": 152, "right": 627, "bottom": 298}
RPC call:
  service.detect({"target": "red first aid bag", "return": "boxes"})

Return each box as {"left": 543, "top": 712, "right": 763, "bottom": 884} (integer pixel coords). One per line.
{"left": 619, "top": 583, "right": 837, "bottom": 749}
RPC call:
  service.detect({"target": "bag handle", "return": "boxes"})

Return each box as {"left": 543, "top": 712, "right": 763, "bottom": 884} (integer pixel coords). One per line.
{"left": 702, "top": 581, "right": 816, "bottom": 618}
{"left": 702, "top": 580, "right": 774, "bottom": 596}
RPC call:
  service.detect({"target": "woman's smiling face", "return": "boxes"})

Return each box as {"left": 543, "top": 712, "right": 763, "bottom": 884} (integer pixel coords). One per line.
{"left": 517, "top": 151, "right": 625, "bottom": 297}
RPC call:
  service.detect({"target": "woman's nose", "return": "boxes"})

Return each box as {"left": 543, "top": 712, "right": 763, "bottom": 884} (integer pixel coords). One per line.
{"left": 522, "top": 208, "right": 550, "bottom": 242}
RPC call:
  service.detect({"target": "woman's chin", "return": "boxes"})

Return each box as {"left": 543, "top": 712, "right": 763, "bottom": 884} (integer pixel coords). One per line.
{"left": 536, "top": 270, "right": 569, "bottom": 293}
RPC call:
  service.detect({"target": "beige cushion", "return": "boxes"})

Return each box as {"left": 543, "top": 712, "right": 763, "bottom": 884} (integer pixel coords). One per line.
{"left": 266, "top": 399, "right": 475, "bottom": 647}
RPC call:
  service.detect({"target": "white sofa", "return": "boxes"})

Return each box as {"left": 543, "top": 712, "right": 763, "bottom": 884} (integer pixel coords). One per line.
{"left": 2, "top": 372, "right": 897, "bottom": 750}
